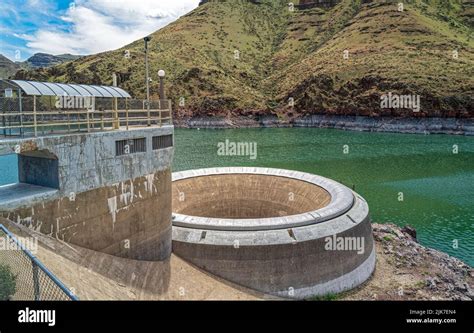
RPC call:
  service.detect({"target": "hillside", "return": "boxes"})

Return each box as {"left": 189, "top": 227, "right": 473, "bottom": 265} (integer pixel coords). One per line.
{"left": 0, "top": 53, "right": 81, "bottom": 79}
{"left": 0, "top": 54, "right": 20, "bottom": 79}
{"left": 24, "top": 53, "right": 82, "bottom": 69}
{"left": 14, "top": 0, "right": 474, "bottom": 118}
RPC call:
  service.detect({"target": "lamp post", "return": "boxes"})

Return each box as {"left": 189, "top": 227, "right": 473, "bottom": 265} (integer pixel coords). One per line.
{"left": 144, "top": 36, "right": 152, "bottom": 126}
{"left": 158, "top": 70, "right": 166, "bottom": 110}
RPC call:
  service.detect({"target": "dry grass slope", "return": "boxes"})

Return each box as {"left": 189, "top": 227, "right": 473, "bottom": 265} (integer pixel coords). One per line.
{"left": 14, "top": 0, "right": 474, "bottom": 118}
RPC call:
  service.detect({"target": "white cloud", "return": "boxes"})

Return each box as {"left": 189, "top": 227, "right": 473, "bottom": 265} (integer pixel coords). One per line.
{"left": 24, "top": 0, "right": 200, "bottom": 55}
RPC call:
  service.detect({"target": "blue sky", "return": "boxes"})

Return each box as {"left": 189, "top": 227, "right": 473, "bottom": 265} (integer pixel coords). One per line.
{"left": 0, "top": 0, "right": 200, "bottom": 62}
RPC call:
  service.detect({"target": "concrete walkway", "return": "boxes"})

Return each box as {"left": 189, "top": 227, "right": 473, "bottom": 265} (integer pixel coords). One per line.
{"left": 0, "top": 183, "right": 58, "bottom": 211}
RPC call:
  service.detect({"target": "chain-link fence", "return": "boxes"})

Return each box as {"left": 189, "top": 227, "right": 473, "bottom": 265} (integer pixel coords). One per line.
{"left": 0, "top": 224, "right": 78, "bottom": 301}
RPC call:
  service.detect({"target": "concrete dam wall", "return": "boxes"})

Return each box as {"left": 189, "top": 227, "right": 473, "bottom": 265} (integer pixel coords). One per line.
{"left": 0, "top": 126, "right": 174, "bottom": 261}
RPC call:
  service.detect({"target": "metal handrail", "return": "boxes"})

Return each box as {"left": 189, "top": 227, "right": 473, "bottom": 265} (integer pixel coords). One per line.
{"left": 0, "top": 224, "right": 78, "bottom": 301}
{"left": 0, "top": 97, "right": 173, "bottom": 137}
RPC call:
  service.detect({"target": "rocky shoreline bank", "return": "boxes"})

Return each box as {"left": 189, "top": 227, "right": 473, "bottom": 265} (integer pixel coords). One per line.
{"left": 174, "top": 115, "right": 474, "bottom": 136}
{"left": 342, "top": 223, "right": 473, "bottom": 301}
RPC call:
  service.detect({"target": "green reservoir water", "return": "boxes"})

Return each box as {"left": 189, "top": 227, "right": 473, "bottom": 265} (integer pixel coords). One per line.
{"left": 173, "top": 128, "right": 474, "bottom": 266}
{"left": 0, "top": 127, "right": 472, "bottom": 266}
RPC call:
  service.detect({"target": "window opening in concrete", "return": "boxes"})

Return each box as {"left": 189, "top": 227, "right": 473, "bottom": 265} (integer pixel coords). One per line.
{"left": 152, "top": 135, "right": 173, "bottom": 150}
{"left": 18, "top": 151, "right": 59, "bottom": 189}
{"left": 116, "top": 138, "right": 146, "bottom": 156}
{"left": 0, "top": 150, "right": 59, "bottom": 208}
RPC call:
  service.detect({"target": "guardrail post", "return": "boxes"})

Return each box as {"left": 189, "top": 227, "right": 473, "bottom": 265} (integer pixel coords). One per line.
{"left": 126, "top": 98, "right": 129, "bottom": 130}
{"left": 147, "top": 101, "right": 151, "bottom": 127}
{"left": 90, "top": 109, "right": 95, "bottom": 131}
{"left": 158, "top": 100, "right": 161, "bottom": 127}
{"left": 170, "top": 100, "right": 173, "bottom": 125}
{"left": 32, "top": 260, "right": 41, "bottom": 300}
{"left": 86, "top": 108, "right": 90, "bottom": 132}
{"left": 18, "top": 92, "right": 23, "bottom": 137}
{"left": 1, "top": 97, "right": 6, "bottom": 137}
{"left": 33, "top": 95, "right": 37, "bottom": 137}
{"left": 114, "top": 98, "right": 119, "bottom": 129}
{"left": 112, "top": 74, "right": 120, "bottom": 130}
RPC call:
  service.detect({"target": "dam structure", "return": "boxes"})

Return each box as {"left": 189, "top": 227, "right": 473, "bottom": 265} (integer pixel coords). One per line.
{"left": 0, "top": 79, "right": 375, "bottom": 299}
{"left": 0, "top": 80, "right": 174, "bottom": 262}
{"left": 172, "top": 167, "right": 376, "bottom": 299}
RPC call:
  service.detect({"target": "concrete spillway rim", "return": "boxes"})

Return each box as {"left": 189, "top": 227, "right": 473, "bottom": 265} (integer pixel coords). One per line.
{"left": 172, "top": 167, "right": 355, "bottom": 231}
{"left": 172, "top": 191, "right": 369, "bottom": 246}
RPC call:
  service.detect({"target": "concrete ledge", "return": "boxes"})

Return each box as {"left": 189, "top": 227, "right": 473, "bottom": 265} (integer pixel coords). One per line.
{"left": 172, "top": 167, "right": 354, "bottom": 231}
{"left": 0, "top": 183, "right": 58, "bottom": 211}
{"left": 0, "top": 126, "right": 174, "bottom": 196}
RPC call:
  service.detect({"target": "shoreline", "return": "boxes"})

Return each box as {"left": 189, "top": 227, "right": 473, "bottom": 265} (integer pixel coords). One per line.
{"left": 174, "top": 115, "right": 474, "bottom": 136}
{"left": 342, "top": 223, "right": 473, "bottom": 301}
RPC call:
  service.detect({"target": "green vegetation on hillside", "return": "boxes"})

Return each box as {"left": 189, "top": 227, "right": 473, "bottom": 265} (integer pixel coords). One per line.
{"left": 0, "top": 264, "right": 16, "bottom": 300}
{"left": 0, "top": 53, "right": 81, "bottom": 79}
{"left": 15, "top": 0, "right": 474, "bottom": 117}
{"left": 0, "top": 54, "right": 20, "bottom": 79}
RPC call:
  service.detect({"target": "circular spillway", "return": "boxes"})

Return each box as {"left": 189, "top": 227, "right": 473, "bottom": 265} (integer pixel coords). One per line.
{"left": 173, "top": 173, "right": 332, "bottom": 220}
{"left": 172, "top": 167, "right": 376, "bottom": 299}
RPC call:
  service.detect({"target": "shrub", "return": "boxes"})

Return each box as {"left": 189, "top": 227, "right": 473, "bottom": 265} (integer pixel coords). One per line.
{"left": 0, "top": 264, "right": 16, "bottom": 300}
{"left": 310, "top": 293, "right": 340, "bottom": 301}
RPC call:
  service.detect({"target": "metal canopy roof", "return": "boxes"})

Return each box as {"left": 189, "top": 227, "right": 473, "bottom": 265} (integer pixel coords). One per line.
{"left": 9, "top": 80, "right": 131, "bottom": 98}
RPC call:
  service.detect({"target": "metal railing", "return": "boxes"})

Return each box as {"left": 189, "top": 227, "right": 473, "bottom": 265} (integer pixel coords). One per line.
{"left": 0, "top": 224, "right": 78, "bottom": 300}
{"left": 0, "top": 96, "right": 173, "bottom": 137}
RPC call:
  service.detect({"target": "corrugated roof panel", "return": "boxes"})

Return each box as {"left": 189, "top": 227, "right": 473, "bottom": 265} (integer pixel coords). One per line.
{"left": 9, "top": 80, "right": 131, "bottom": 98}
{"left": 41, "top": 82, "right": 68, "bottom": 96}
{"left": 52, "top": 83, "right": 85, "bottom": 96}
{"left": 11, "top": 80, "right": 42, "bottom": 95}
{"left": 91, "top": 85, "right": 114, "bottom": 98}
{"left": 102, "top": 86, "right": 122, "bottom": 98}
{"left": 29, "top": 82, "right": 57, "bottom": 95}
{"left": 107, "top": 86, "right": 131, "bottom": 98}
{"left": 118, "top": 87, "right": 131, "bottom": 98}
{"left": 79, "top": 85, "right": 104, "bottom": 97}
{"left": 68, "top": 84, "right": 93, "bottom": 96}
